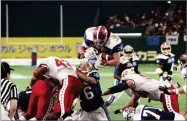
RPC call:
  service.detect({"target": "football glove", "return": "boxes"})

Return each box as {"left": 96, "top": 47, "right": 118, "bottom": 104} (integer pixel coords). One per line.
{"left": 114, "top": 109, "right": 122, "bottom": 114}
{"left": 158, "top": 86, "right": 171, "bottom": 95}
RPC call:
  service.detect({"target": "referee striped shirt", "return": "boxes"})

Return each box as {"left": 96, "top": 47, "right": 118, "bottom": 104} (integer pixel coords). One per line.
{"left": 1, "top": 78, "right": 18, "bottom": 110}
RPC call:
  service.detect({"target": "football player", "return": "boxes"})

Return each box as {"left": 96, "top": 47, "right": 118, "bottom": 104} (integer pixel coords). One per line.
{"left": 16, "top": 89, "right": 31, "bottom": 119}
{"left": 122, "top": 105, "right": 186, "bottom": 120}
{"left": 78, "top": 25, "right": 123, "bottom": 66}
{"left": 102, "top": 69, "right": 180, "bottom": 114}
{"left": 105, "top": 45, "right": 140, "bottom": 107}
{"left": 19, "top": 79, "right": 57, "bottom": 120}
{"left": 74, "top": 61, "right": 110, "bottom": 120}
{"left": 159, "top": 53, "right": 187, "bottom": 95}
{"left": 155, "top": 42, "right": 178, "bottom": 87}
{"left": 31, "top": 56, "right": 98, "bottom": 120}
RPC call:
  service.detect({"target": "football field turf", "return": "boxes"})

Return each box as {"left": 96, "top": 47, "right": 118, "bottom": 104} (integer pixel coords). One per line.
{"left": 10, "top": 64, "right": 186, "bottom": 120}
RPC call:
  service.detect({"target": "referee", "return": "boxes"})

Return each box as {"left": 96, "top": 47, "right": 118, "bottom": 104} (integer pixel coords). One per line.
{"left": 1, "top": 61, "right": 18, "bottom": 120}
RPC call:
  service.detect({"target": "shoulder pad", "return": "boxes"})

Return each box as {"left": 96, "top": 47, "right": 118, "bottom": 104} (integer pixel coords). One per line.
{"left": 105, "top": 33, "right": 122, "bottom": 49}
{"left": 170, "top": 53, "right": 175, "bottom": 57}
{"left": 132, "top": 55, "right": 139, "bottom": 61}
{"left": 120, "top": 56, "right": 129, "bottom": 64}
{"left": 88, "top": 71, "right": 100, "bottom": 81}
{"left": 84, "top": 27, "right": 95, "bottom": 41}
{"left": 156, "top": 54, "right": 167, "bottom": 60}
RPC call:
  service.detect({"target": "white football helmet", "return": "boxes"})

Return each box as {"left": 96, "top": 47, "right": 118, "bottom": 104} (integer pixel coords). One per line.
{"left": 121, "top": 68, "right": 135, "bottom": 80}
{"left": 123, "top": 108, "right": 135, "bottom": 121}
{"left": 160, "top": 42, "right": 171, "bottom": 55}
{"left": 123, "top": 45, "right": 134, "bottom": 59}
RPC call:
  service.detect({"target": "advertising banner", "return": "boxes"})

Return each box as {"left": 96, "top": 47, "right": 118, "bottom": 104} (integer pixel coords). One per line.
{"left": 1, "top": 37, "right": 83, "bottom": 58}
{"left": 166, "top": 36, "right": 179, "bottom": 45}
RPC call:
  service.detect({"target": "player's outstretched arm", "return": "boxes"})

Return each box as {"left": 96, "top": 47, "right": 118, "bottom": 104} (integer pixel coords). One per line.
{"left": 102, "top": 80, "right": 134, "bottom": 96}
{"left": 159, "top": 85, "right": 187, "bottom": 95}
{"left": 76, "top": 70, "right": 97, "bottom": 84}
{"left": 114, "top": 94, "right": 140, "bottom": 114}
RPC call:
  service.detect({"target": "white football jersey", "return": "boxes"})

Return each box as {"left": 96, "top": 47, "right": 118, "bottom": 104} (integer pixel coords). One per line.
{"left": 123, "top": 74, "right": 167, "bottom": 100}
{"left": 181, "top": 67, "right": 187, "bottom": 82}
{"left": 82, "top": 27, "right": 123, "bottom": 55}
{"left": 37, "top": 56, "right": 77, "bottom": 83}
{"left": 181, "top": 67, "right": 187, "bottom": 94}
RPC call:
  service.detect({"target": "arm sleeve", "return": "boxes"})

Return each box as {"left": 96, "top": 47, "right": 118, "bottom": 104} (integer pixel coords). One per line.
{"left": 109, "top": 82, "right": 129, "bottom": 94}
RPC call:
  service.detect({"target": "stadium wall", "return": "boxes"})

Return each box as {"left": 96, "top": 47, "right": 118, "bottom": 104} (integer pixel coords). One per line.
{"left": 1, "top": 36, "right": 186, "bottom": 66}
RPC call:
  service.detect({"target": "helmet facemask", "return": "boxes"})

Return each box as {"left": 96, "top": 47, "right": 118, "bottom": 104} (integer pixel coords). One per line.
{"left": 78, "top": 62, "right": 93, "bottom": 74}
{"left": 178, "top": 59, "right": 187, "bottom": 71}
{"left": 93, "top": 26, "right": 108, "bottom": 47}
{"left": 93, "top": 38, "right": 108, "bottom": 47}
{"left": 161, "top": 42, "right": 171, "bottom": 56}
{"left": 123, "top": 45, "right": 134, "bottom": 59}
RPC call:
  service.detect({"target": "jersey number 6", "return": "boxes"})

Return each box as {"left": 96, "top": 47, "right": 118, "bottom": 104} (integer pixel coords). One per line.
{"left": 83, "top": 86, "right": 94, "bottom": 100}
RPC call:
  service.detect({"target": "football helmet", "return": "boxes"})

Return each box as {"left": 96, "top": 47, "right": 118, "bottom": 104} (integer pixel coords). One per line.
{"left": 93, "top": 26, "right": 109, "bottom": 47}
{"left": 121, "top": 68, "right": 135, "bottom": 80}
{"left": 78, "top": 60, "right": 93, "bottom": 74}
{"left": 160, "top": 42, "right": 171, "bottom": 55}
{"left": 178, "top": 53, "right": 187, "bottom": 71}
{"left": 123, "top": 45, "right": 134, "bottom": 59}
{"left": 123, "top": 107, "right": 135, "bottom": 121}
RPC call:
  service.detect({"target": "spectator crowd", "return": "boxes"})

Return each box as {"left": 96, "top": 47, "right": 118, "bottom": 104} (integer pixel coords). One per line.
{"left": 105, "top": 3, "right": 186, "bottom": 36}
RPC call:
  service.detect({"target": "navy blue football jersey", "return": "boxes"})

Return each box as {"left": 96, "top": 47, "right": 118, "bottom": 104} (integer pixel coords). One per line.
{"left": 134, "top": 105, "right": 175, "bottom": 120}
{"left": 114, "top": 55, "right": 140, "bottom": 76}
{"left": 18, "top": 90, "right": 31, "bottom": 112}
{"left": 79, "top": 71, "right": 104, "bottom": 112}
{"left": 156, "top": 54, "right": 175, "bottom": 75}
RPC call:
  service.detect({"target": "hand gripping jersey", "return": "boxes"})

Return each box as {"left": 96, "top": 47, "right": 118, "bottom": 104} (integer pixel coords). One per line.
{"left": 79, "top": 70, "right": 104, "bottom": 112}
{"left": 37, "top": 57, "right": 77, "bottom": 83}
{"left": 114, "top": 55, "right": 140, "bottom": 76}
{"left": 122, "top": 74, "right": 166, "bottom": 101}
{"left": 133, "top": 105, "right": 175, "bottom": 120}
{"left": 156, "top": 53, "right": 175, "bottom": 75}
{"left": 82, "top": 27, "right": 123, "bottom": 55}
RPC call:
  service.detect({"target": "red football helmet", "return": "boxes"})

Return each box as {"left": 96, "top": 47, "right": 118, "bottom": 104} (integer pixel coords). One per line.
{"left": 160, "top": 42, "right": 171, "bottom": 55}
{"left": 178, "top": 53, "right": 187, "bottom": 70}
{"left": 93, "top": 26, "right": 109, "bottom": 46}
